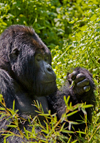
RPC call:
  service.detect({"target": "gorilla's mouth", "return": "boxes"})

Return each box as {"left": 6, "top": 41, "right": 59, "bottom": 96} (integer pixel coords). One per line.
{"left": 43, "top": 80, "right": 56, "bottom": 83}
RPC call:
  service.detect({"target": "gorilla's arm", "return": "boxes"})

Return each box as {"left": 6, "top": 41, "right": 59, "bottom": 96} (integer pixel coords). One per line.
{"left": 47, "top": 67, "right": 95, "bottom": 130}
{"left": 0, "top": 69, "right": 38, "bottom": 117}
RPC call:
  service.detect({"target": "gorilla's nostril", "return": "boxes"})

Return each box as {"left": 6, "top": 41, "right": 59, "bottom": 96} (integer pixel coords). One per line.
{"left": 47, "top": 67, "right": 52, "bottom": 72}
{"left": 46, "top": 64, "right": 52, "bottom": 73}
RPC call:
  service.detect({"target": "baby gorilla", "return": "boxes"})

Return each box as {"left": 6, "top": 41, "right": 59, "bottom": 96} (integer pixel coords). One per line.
{"left": 0, "top": 25, "right": 95, "bottom": 142}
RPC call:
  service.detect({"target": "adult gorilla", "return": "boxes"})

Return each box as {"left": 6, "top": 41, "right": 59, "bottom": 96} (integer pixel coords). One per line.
{"left": 0, "top": 25, "right": 95, "bottom": 142}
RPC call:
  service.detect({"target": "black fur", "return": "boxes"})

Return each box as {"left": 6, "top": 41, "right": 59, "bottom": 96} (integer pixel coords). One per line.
{"left": 0, "top": 25, "right": 95, "bottom": 142}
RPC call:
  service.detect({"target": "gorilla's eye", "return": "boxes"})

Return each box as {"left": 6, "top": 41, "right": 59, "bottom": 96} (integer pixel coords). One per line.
{"left": 36, "top": 55, "right": 42, "bottom": 62}
{"left": 45, "top": 56, "right": 49, "bottom": 62}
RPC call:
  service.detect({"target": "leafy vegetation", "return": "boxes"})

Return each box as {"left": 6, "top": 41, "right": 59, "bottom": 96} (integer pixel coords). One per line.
{"left": 0, "top": 0, "right": 100, "bottom": 142}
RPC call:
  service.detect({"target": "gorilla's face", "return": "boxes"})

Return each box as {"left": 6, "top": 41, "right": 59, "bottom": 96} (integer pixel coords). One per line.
{"left": 34, "top": 50, "right": 56, "bottom": 96}
{"left": 8, "top": 25, "right": 57, "bottom": 97}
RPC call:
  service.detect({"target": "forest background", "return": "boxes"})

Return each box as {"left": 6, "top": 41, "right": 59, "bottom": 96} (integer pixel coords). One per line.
{"left": 0, "top": 0, "right": 100, "bottom": 142}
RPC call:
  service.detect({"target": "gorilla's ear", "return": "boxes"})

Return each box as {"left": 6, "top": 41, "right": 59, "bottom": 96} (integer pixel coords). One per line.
{"left": 9, "top": 48, "right": 20, "bottom": 62}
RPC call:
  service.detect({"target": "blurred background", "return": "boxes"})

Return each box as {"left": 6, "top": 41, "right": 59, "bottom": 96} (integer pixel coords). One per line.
{"left": 0, "top": 0, "right": 100, "bottom": 142}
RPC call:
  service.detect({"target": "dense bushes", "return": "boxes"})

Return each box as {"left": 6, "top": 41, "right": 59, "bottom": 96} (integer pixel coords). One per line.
{"left": 0, "top": 0, "right": 100, "bottom": 142}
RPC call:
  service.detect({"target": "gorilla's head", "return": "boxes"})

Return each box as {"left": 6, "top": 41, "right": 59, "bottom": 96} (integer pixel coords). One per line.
{"left": 0, "top": 25, "right": 57, "bottom": 97}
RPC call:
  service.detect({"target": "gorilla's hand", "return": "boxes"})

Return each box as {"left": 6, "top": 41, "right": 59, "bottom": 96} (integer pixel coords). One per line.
{"left": 67, "top": 68, "right": 92, "bottom": 96}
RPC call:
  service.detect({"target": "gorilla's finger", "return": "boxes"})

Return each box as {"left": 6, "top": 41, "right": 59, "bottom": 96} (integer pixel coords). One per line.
{"left": 77, "top": 79, "right": 89, "bottom": 87}
{"left": 74, "top": 87, "right": 84, "bottom": 95}
{"left": 84, "top": 86, "right": 90, "bottom": 92}
{"left": 71, "top": 71, "right": 77, "bottom": 80}
{"left": 68, "top": 71, "right": 77, "bottom": 80}
{"left": 75, "top": 73, "right": 85, "bottom": 83}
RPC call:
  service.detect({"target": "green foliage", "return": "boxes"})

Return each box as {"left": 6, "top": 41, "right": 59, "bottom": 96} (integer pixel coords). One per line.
{"left": 0, "top": 96, "right": 91, "bottom": 142}
{"left": 0, "top": 0, "right": 100, "bottom": 142}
